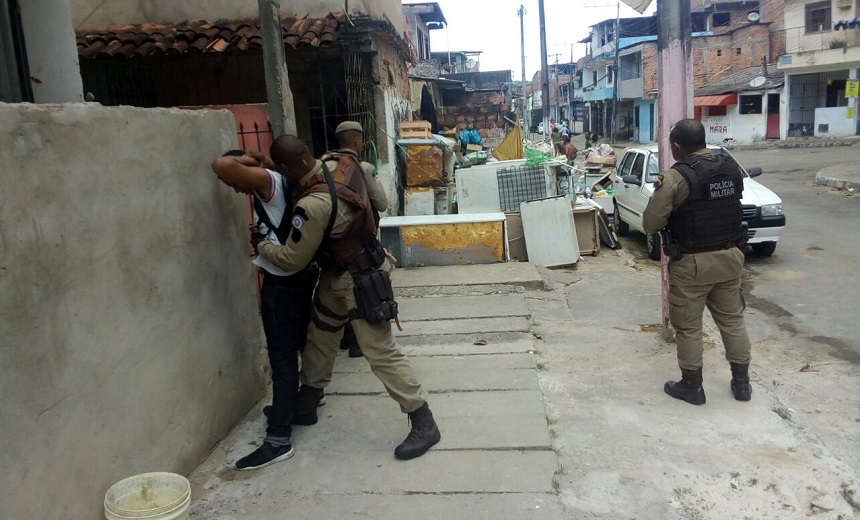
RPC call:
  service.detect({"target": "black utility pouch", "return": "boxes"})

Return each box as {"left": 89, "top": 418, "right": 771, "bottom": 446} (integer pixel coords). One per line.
{"left": 351, "top": 268, "right": 399, "bottom": 323}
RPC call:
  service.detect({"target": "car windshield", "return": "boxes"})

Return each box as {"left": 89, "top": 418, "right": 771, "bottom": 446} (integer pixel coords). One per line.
{"left": 650, "top": 148, "right": 748, "bottom": 179}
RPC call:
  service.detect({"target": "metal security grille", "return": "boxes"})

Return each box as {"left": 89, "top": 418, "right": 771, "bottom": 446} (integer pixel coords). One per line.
{"left": 497, "top": 165, "right": 548, "bottom": 212}
{"left": 344, "top": 51, "right": 376, "bottom": 163}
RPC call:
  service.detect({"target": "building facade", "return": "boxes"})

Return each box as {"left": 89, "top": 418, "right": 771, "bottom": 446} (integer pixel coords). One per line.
{"left": 778, "top": 0, "right": 860, "bottom": 137}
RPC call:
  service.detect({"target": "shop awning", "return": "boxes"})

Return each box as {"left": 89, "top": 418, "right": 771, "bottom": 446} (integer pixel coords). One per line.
{"left": 693, "top": 94, "right": 737, "bottom": 107}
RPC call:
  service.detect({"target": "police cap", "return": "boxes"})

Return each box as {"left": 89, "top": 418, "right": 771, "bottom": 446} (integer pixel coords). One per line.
{"left": 335, "top": 121, "right": 363, "bottom": 135}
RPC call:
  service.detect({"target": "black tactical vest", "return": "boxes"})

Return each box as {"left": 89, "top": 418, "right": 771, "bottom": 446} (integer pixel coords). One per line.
{"left": 667, "top": 153, "right": 744, "bottom": 251}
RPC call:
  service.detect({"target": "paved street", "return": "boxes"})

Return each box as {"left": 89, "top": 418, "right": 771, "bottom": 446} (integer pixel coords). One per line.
{"left": 619, "top": 144, "right": 860, "bottom": 482}
{"left": 620, "top": 145, "right": 859, "bottom": 359}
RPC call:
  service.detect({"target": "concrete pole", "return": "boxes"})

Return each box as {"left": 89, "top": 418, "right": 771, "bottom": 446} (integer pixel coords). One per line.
{"left": 656, "top": 0, "right": 693, "bottom": 341}
{"left": 612, "top": 2, "right": 620, "bottom": 142}
{"left": 258, "top": 0, "right": 297, "bottom": 136}
{"left": 519, "top": 5, "right": 530, "bottom": 133}
{"left": 538, "top": 0, "right": 551, "bottom": 139}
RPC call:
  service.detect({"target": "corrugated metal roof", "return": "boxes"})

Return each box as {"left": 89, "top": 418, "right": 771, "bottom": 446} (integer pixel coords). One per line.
{"left": 76, "top": 12, "right": 346, "bottom": 59}
{"left": 695, "top": 65, "right": 785, "bottom": 96}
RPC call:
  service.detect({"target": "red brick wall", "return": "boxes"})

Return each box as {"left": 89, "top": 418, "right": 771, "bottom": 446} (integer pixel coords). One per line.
{"left": 692, "top": 25, "right": 771, "bottom": 88}
{"left": 642, "top": 43, "right": 658, "bottom": 94}
{"left": 435, "top": 90, "right": 509, "bottom": 146}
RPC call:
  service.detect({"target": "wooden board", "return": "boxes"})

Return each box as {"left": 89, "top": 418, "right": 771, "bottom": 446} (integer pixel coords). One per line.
{"left": 585, "top": 155, "right": 616, "bottom": 166}
{"left": 404, "top": 144, "right": 444, "bottom": 187}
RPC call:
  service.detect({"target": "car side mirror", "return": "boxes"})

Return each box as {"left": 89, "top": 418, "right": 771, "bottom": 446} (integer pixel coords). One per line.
{"left": 622, "top": 175, "right": 641, "bottom": 186}
{"left": 747, "top": 167, "right": 762, "bottom": 178}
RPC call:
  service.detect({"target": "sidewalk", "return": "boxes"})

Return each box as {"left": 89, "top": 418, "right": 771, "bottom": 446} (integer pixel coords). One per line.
{"left": 815, "top": 163, "right": 860, "bottom": 191}
{"left": 187, "top": 255, "right": 860, "bottom": 518}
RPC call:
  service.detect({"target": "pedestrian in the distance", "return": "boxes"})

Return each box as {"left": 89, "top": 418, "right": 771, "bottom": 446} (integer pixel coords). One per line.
{"left": 211, "top": 150, "right": 319, "bottom": 470}
{"left": 642, "top": 119, "right": 752, "bottom": 406}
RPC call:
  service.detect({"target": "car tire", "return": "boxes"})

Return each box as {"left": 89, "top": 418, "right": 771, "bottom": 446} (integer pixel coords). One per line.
{"left": 613, "top": 201, "right": 630, "bottom": 237}
{"left": 646, "top": 232, "right": 661, "bottom": 261}
{"left": 752, "top": 241, "right": 777, "bottom": 257}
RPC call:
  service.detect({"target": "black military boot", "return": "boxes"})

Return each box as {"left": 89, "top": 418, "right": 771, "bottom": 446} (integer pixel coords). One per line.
{"left": 730, "top": 362, "right": 752, "bottom": 401}
{"left": 664, "top": 368, "right": 706, "bottom": 405}
{"left": 293, "top": 385, "right": 325, "bottom": 425}
{"left": 394, "top": 403, "right": 441, "bottom": 460}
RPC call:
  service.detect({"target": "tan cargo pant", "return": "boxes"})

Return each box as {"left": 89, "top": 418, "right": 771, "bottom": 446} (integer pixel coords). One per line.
{"left": 668, "top": 248, "right": 752, "bottom": 371}
{"left": 300, "top": 259, "right": 427, "bottom": 413}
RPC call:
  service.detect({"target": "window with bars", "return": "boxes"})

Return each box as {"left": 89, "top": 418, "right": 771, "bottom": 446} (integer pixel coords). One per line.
{"left": 805, "top": 1, "right": 831, "bottom": 34}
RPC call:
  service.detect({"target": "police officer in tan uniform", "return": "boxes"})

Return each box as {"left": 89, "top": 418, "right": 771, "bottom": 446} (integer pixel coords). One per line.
{"left": 255, "top": 134, "right": 441, "bottom": 460}
{"left": 643, "top": 119, "right": 752, "bottom": 406}
{"left": 324, "top": 121, "right": 388, "bottom": 358}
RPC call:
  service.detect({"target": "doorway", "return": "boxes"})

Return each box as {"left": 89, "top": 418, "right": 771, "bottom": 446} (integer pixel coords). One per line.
{"left": 766, "top": 93, "right": 780, "bottom": 139}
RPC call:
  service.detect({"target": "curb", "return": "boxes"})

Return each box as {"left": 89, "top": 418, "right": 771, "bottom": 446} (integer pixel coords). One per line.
{"left": 814, "top": 172, "right": 860, "bottom": 191}
{"left": 726, "top": 140, "right": 858, "bottom": 151}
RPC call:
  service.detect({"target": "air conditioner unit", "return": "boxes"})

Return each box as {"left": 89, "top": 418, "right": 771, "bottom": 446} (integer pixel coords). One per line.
{"left": 836, "top": 0, "right": 851, "bottom": 9}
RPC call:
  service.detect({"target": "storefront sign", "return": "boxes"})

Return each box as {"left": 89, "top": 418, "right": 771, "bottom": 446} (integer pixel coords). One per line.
{"left": 846, "top": 80, "right": 859, "bottom": 99}
{"left": 702, "top": 116, "right": 731, "bottom": 140}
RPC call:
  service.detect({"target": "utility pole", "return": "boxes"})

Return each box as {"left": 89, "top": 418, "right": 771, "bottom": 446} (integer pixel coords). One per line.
{"left": 258, "top": 0, "right": 297, "bottom": 136}
{"left": 538, "top": 0, "right": 551, "bottom": 139}
{"left": 569, "top": 43, "right": 575, "bottom": 129}
{"left": 518, "top": 5, "right": 530, "bottom": 133}
{"left": 611, "top": 1, "right": 620, "bottom": 142}
{"left": 656, "top": 0, "right": 693, "bottom": 341}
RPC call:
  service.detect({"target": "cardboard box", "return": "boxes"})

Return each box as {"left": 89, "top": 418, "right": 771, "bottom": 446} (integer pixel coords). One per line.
{"left": 585, "top": 155, "right": 616, "bottom": 166}
{"left": 572, "top": 204, "right": 600, "bottom": 256}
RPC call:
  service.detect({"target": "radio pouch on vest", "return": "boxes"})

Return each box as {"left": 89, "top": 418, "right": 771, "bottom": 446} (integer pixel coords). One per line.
{"left": 350, "top": 268, "right": 399, "bottom": 327}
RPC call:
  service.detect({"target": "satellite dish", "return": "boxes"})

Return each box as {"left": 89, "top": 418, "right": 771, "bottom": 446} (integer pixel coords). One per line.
{"left": 747, "top": 11, "right": 761, "bottom": 23}
{"left": 750, "top": 76, "right": 767, "bottom": 88}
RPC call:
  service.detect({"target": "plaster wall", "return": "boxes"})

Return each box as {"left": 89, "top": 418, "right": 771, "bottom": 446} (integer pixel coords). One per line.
{"left": 0, "top": 104, "right": 264, "bottom": 519}
{"left": 815, "top": 106, "right": 857, "bottom": 136}
{"left": 784, "top": 0, "right": 860, "bottom": 54}
{"left": 72, "top": 0, "right": 406, "bottom": 31}
{"left": 19, "top": 0, "right": 83, "bottom": 102}
{"left": 701, "top": 90, "right": 783, "bottom": 143}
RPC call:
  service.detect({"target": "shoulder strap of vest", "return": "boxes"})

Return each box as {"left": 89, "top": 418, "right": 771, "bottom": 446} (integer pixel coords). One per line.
{"left": 672, "top": 160, "right": 702, "bottom": 203}
{"left": 253, "top": 174, "right": 291, "bottom": 244}
{"left": 321, "top": 163, "right": 338, "bottom": 241}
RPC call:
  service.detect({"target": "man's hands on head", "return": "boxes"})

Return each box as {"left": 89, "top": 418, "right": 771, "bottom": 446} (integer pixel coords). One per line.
{"left": 246, "top": 151, "right": 275, "bottom": 169}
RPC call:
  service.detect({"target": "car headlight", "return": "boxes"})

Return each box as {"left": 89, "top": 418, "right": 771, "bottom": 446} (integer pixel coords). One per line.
{"left": 760, "top": 204, "right": 783, "bottom": 216}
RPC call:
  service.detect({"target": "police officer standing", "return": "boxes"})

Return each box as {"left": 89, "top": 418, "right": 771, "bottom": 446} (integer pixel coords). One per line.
{"left": 324, "top": 121, "right": 389, "bottom": 358}
{"left": 256, "top": 135, "right": 441, "bottom": 460}
{"left": 643, "top": 119, "right": 752, "bottom": 406}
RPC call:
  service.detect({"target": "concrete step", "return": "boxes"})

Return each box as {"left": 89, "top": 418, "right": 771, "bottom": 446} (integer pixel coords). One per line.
{"left": 334, "top": 352, "right": 536, "bottom": 373}
{"left": 398, "top": 294, "right": 531, "bottom": 321}
{"left": 395, "top": 316, "right": 532, "bottom": 337}
{"left": 326, "top": 357, "right": 539, "bottom": 395}
{"left": 214, "top": 450, "right": 559, "bottom": 494}
{"left": 392, "top": 262, "right": 546, "bottom": 291}
{"left": 192, "top": 490, "right": 564, "bottom": 520}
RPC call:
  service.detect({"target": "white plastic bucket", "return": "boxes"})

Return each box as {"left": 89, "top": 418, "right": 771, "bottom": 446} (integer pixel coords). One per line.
{"left": 104, "top": 472, "right": 190, "bottom": 520}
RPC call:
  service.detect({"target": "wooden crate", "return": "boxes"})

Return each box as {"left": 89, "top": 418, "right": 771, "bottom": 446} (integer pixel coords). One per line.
{"left": 400, "top": 120, "right": 432, "bottom": 139}
{"left": 585, "top": 155, "right": 616, "bottom": 166}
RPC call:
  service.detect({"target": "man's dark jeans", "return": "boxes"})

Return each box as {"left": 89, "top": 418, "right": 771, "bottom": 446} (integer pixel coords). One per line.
{"left": 260, "top": 268, "right": 318, "bottom": 445}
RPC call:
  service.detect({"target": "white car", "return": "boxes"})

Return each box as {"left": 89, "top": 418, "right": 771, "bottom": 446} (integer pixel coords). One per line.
{"left": 613, "top": 145, "right": 786, "bottom": 260}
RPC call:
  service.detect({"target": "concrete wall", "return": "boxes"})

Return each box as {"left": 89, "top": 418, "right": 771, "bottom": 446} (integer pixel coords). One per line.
{"left": 0, "top": 104, "right": 265, "bottom": 519}
{"left": 72, "top": 0, "right": 406, "bottom": 31}
{"left": 785, "top": 0, "right": 860, "bottom": 54}
{"left": 815, "top": 106, "right": 856, "bottom": 136}
{"left": 19, "top": 0, "right": 83, "bottom": 102}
